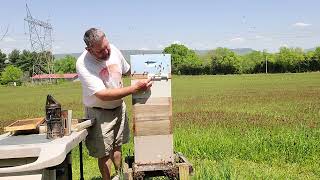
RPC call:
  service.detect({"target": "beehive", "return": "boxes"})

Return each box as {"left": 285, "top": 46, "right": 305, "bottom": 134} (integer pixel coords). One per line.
{"left": 130, "top": 54, "right": 173, "bottom": 165}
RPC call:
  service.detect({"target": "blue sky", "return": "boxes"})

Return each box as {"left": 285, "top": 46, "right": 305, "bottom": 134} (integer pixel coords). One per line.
{"left": 0, "top": 0, "right": 319, "bottom": 54}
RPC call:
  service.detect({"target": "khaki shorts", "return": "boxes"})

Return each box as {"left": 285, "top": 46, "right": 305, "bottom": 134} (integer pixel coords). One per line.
{"left": 84, "top": 102, "right": 130, "bottom": 158}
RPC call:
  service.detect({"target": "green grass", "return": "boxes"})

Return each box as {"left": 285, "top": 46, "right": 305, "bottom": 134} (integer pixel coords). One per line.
{"left": 0, "top": 72, "right": 320, "bottom": 179}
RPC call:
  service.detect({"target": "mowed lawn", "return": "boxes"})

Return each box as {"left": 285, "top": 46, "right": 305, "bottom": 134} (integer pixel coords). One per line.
{"left": 0, "top": 73, "right": 319, "bottom": 179}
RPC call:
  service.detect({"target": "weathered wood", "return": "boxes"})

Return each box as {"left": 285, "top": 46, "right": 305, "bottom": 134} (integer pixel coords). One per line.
{"left": 4, "top": 118, "right": 45, "bottom": 132}
{"left": 133, "top": 104, "right": 172, "bottom": 121}
{"left": 131, "top": 74, "right": 148, "bottom": 79}
{"left": 134, "top": 115, "right": 172, "bottom": 122}
{"left": 133, "top": 163, "right": 174, "bottom": 172}
{"left": 134, "top": 135, "right": 174, "bottom": 164}
{"left": 61, "top": 110, "right": 72, "bottom": 136}
{"left": 134, "top": 120, "right": 171, "bottom": 136}
{"left": 178, "top": 163, "right": 190, "bottom": 180}
{"left": 133, "top": 97, "right": 171, "bottom": 105}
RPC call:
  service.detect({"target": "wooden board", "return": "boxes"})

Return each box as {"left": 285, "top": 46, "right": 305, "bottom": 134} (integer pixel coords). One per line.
{"left": 133, "top": 104, "right": 172, "bottom": 121}
{"left": 134, "top": 135, "right": 174, "bottom": 164}
{"left": 133, "top": 97, "right": 171, "bottom": 105}
{"left": 134, "top": 119, "right": 172, "bottom": 136}
{"left": 4, "top": 118, "right": 45, "bottom": 132}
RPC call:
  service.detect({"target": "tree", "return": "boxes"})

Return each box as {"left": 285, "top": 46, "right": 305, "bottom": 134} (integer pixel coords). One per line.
{"left": 274, "top": 47, "right": 305, "bottom": 72}
{"left": 306, "top": 47, "right": 320, "bottom": 71}
{"left": 240, "top": 51, "right": 264, "bottom": 73}
{"left": 1, "top": 65, "right": 23, "bottom": 84}
{"left": 18, "top": 50, "right": 36, "bottom": 76}
{"left": 8, "top": 49, "right": 21, "bottom": 66}
{"left": 0, "top": 49, "right": 7, "bottom": 72}
{"left": 314, "top": 47, "right": 320, "bottom": 61}
{"left": 163, "top": 44, "right": 201, "bottom": 74}
{"left": 54, "top": 55, "right": 77, "bottom": 73}
{"left": 209, "top": 47, "right": 239, "bottom": 74}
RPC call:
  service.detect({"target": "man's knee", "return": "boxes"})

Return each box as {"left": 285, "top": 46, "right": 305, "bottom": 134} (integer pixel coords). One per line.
{"left": 98, "top": 155, "right": 110, "bottom": 163}
{"left": 113, "top": 151, "right": 121, "bottom": 160}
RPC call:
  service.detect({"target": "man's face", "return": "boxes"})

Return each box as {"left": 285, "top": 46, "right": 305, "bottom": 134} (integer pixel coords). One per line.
{"left": 87, "top": 37, "right": 111, "bottom": 61}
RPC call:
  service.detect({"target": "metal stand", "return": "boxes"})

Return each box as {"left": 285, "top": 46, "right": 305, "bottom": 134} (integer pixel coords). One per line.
{"left": 67, "top": 152, "right": 72, "bottom": 180}
{"left": 79, "top": 141, "right": 84, "bottom": 180}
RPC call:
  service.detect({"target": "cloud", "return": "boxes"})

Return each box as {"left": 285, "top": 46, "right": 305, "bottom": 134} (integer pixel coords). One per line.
{"left": 292, "top": 22, "right": 311, "bottom": 27}
{"left": 229, "top": 37, "right": 245, "bottom": 42}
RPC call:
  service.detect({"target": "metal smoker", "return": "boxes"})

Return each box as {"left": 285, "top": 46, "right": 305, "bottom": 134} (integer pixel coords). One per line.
{"left": 45, "top": 94, "right": 64, "bottom": 139}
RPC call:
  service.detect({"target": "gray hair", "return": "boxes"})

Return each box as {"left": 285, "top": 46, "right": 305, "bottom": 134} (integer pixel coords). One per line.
{"left": 83, "top": 28, "right": 106, "bottom": 47}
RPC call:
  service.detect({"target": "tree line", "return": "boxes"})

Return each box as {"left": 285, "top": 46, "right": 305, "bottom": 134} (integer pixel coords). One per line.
{"left": 1, "top": 45, "right": 320, "bottom": 84}
{"left": 164, "top": 44, "right": 320, "bottom": 75}
{"left": 0, "top": 49, "right": 76, "bottom": 84}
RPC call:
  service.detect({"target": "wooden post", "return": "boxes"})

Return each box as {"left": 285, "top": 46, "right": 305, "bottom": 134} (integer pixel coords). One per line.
{"left": 179, "top": 164, "right": 190, "bottom": 180}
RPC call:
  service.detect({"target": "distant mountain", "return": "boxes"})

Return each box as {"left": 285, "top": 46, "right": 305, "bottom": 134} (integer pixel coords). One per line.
{"left": 305, "top": 47, "right": 316, "bottom": 52}
{"left": 54, "top": 50, "right": 163, "bottom": 61}
{"left": 54, "top": 48, "right": 255, "bottom": 61}
{"left": 231, "top": 48, "right": 255, "bottom": 55}
{"left": 54, "top": 53, "right": 82, "bottom": 59}
{"left": 196, "top": 48, "right": 255, "bottom": 55}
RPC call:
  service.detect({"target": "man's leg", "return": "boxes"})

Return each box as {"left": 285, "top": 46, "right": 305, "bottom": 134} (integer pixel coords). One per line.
{"left": 98, "top": 156, "right": 113, "bottom": 180}
{"left": 111, "top": 146, "right": 122, "bottom": 173}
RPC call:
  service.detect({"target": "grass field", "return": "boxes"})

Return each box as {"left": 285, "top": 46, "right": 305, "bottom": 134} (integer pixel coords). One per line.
{"left": 0, "top": 73, "right": 320, "bottom": 179}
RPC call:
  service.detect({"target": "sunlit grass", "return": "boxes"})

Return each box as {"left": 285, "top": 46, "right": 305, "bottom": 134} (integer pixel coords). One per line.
{"left": 0, "top": 72, "right": 319, "bottom": 179}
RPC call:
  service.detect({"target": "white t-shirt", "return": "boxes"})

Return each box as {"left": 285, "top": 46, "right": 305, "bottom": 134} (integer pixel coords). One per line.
{"left": 76, "top": 44, "right": 130, "bottom": 109}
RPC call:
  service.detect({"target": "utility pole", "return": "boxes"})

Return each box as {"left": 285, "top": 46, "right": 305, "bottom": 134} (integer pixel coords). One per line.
{"left": 265, "top": 54, "right": 268, "bottom": 74}
{"left": 263, "top": 49, "right": 268, "bottom": 74}
{"left": 24, "top": 4, "right": 54, "bottom": 83}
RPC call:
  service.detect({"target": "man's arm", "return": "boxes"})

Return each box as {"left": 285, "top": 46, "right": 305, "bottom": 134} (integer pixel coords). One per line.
{"left": 123, "top": 68, "right": 131, "bottom": 76}
{"left": 95, "top": 78, "right": 152, "bottom": 101}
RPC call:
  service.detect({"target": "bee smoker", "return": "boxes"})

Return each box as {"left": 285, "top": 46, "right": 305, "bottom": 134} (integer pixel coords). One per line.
{"left": 45, "top": 94, "right": 64, "bottom": 139}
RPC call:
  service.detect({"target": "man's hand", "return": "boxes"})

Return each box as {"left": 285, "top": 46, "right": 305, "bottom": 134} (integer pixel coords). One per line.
{"left": 94, "top": 78, "right": 152, "bottom": 101}
{"left": 132, "top": 78, "right": 152, "bottom": 93}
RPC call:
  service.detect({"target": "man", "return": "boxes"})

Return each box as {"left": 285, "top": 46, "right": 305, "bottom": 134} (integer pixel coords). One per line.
{"left": 76, "top": 28, "right": 152, "bottom": 180}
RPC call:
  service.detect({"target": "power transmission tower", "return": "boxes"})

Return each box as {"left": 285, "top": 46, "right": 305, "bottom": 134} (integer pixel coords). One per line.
{"left": 24, "top": 4, "right": 54, "bottom": 83}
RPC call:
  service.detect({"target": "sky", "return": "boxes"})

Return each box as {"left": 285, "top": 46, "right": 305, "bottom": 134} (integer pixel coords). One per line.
{"left": 0, "top": 0, "right": 319, "bottom": 54}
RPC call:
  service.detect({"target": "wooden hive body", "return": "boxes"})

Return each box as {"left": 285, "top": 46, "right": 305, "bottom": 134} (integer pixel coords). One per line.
{"left": 130, "top": 54, "right": 173, "bottom": 165}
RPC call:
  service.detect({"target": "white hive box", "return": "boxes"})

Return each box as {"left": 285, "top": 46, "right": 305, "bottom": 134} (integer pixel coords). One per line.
{"left": 130, "top": 54, "right": 174, "bottom": 165}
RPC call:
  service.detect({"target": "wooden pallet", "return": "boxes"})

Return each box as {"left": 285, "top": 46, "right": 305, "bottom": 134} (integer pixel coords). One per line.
{"left": 123, "top": 152, "right": 193, "bottom": 180}
{"left": 4, "top": 118, "right": 45, "bottom": 132}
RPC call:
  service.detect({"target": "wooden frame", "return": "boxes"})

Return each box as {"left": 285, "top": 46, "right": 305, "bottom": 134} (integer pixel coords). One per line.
{"left": 4, "top": 118, "right": 45, "bottom": 132}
